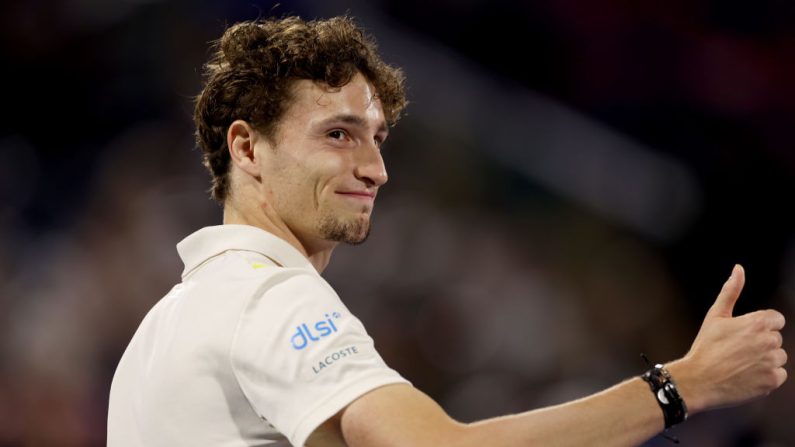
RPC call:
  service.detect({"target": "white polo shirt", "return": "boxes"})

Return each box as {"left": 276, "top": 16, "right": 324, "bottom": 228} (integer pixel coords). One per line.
{"left": 108, "top": 224, "right": 408, "bottom": 447}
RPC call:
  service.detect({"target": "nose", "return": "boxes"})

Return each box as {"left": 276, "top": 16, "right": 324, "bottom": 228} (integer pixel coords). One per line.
{"left": 354, "top": 143, "right": 388, "bottom": 187}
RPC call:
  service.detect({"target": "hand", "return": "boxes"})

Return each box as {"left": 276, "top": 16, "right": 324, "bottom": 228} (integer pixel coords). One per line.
{"left": 671, "top": 264, "right": 787, "bottom": 414}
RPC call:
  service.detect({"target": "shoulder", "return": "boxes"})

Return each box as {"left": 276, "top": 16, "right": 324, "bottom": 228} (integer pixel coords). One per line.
{"left": 192, "top": 248, "right": 320, "bottom": 286}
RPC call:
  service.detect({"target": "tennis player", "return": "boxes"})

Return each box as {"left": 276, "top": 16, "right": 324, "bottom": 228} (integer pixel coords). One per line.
{"left": 107, "top": 16, "right": 787, "bottom": 447}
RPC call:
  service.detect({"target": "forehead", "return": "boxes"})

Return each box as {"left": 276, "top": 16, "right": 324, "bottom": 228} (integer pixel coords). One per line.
{"left": 282, "top": 73, "right": 385, "bottom": 128}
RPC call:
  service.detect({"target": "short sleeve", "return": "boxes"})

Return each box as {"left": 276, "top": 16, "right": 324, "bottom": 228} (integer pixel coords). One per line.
{"left": 230, "top": 269, "right": 408, "bottom": 447}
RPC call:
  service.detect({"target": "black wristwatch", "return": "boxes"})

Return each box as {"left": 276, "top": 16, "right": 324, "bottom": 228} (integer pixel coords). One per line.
{"left": 641, "top": 363, "right": 688, "bottom": 429}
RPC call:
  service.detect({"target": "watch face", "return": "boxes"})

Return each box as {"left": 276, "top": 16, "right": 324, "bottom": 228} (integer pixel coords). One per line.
{"left": 657, "top": 389, "right": 670, "bottom": 405}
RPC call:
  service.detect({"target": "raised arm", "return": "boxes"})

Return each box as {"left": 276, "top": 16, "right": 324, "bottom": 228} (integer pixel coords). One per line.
{"left": 308, "top": 265, "right": 787, "bottom": 447}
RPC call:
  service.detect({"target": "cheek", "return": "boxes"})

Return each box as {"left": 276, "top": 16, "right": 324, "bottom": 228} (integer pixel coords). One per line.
{"left": 267, "top": 147, "right": 349, "bottom": 207}
{"left": 273, "top": 161, "right": 325, "bottom": 210}
{"left": 310, "top": 153, "right": 348, "bottom": 189}
{"left": 261, "top": 160, "right": 303, "bottom": 208}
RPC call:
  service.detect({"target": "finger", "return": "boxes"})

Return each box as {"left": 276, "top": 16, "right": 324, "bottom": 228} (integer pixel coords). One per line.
{"left": 768, "top": 331, "right": 784, "bottom": 350}
{"left": 763, "top": 310, "right": 786, "bottom": 331}
{"left": 771, "top": 348, "right": 787, "bottom": 368}
{"left": 707, "top": 264, "right": 745, "bottom": 318}
{"left": 773, "top": 367, "right": 787, "bottom": 388}
{"left": 742, "top": 310, "right": 787, "bottom": 333}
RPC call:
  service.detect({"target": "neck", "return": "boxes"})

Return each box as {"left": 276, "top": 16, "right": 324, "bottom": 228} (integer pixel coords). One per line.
{"left": 222, "top": 197, "right": 336, "bottom": 273}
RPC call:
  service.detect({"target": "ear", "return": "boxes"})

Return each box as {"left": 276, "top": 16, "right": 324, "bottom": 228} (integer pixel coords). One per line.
{"left": 227, "top": 120, "right": 262, "bottom": 179}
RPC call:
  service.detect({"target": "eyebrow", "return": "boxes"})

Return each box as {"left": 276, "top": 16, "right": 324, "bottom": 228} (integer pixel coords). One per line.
{"left": 319, "top": 114, "right": 388, "bottom": 135}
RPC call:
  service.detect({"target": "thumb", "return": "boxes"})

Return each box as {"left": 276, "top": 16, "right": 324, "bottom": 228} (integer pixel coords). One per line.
{"left": 707, "top": 264, "right": 745, "bottom": 318}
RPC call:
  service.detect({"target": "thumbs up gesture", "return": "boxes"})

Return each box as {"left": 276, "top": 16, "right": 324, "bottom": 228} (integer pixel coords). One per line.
{"left": 669, "top": 265, "right": 787, "bottom": 414}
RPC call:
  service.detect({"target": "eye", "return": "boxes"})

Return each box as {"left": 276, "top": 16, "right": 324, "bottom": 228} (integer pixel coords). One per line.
{"left": 374, "top": 134, "right": 387, "bottom": 149}
{"left": 328, "top": 129, "right": 348, "bottom": 141}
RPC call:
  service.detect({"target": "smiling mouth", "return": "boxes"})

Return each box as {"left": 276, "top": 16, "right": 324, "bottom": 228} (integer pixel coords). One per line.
{"left": 335, "top": 191, "right": 376, "bottom": 201}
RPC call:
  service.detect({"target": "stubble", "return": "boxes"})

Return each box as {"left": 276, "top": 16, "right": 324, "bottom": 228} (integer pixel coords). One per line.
{"left": 317, "top": 205, "right": 372, "bottom": 245}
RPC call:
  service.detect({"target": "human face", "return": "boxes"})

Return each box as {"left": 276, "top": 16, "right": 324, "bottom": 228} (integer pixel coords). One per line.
{"left": 256, "top": 73, "right": 389, "bottom": 247}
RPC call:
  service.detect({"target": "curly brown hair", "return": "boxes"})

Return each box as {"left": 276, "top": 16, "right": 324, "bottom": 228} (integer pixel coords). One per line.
{"left": 194, "top": 16, "right": 408, "bottom": 204}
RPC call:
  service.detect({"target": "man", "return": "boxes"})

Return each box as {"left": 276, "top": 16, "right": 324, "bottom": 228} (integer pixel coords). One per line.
{"left": 108, "top": 16, "right": 787, "bottom": 446}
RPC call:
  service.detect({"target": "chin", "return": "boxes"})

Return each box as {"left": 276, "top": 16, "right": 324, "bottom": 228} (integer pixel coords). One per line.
{"left": 345, "top": 229, "right": 370, "bottom": 245}
{"left": 319, "top": 215, "right": 371, "bottom": 245}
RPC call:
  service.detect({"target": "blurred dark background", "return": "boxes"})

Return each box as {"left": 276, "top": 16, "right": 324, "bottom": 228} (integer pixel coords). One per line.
{"left": 1, "top": 0, "right": 793, "bottom": 445}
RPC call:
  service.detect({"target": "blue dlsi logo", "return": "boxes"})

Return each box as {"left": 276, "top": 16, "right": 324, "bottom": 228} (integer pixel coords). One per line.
{"left": 290, "top": 312, "right": 342, "bottom": 350}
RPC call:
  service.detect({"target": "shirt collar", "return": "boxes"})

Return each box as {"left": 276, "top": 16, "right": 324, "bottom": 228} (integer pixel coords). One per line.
{"left": 176, "top": 224, "right": 316, "bottom": 278}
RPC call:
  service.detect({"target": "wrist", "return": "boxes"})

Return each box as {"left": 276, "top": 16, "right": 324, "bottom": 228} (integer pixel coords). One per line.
{"left": 665, "top": 358, "right": 706, "bottom": 415}
{"left": 641, "top": 362, "right": 688, "bottom": 429}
